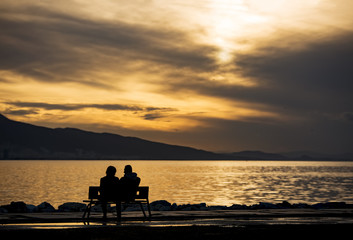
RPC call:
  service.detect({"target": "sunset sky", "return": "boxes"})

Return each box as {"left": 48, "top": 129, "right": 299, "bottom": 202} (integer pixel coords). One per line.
{"left": 1, "top": 0, "right": 352, "bottom": 154}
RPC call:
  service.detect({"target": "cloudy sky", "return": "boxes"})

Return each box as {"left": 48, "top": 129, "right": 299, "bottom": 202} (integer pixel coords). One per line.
{"left": 1, "top": 0, "right": 352, "bottom": 154}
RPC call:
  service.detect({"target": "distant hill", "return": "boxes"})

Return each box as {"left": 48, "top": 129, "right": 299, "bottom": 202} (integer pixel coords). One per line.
{"left": 0, "top": 114, "right": 227, "bottom": 160}
{"left": 280, "top": 151, "right": 353, "bottom": 161}
{"left": 227, "top": 151, "right": 287, "bottom": 160}
{"left": 1, "top": 114, "right": 352, "bottom": 160}
{"left": 226, "top": 151, "right": 353, "bottom": 161}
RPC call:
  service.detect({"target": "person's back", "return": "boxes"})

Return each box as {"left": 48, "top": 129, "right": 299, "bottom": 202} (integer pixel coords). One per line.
{"left": 120, "top": 165, "right": 140, "bottom": 201}
{"left": 100, "top": 175, "right": 119, "bottom": 200}
{"left": 100, "top": 166, "right": 119, "bottom": 219}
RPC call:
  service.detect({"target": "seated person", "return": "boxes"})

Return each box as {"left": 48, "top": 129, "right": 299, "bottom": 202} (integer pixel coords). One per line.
{"left": 119, "top": 165, "right": 140, "bottom": 201}
{"left": 100, "top": 166, "right": 119, "bottom": 219}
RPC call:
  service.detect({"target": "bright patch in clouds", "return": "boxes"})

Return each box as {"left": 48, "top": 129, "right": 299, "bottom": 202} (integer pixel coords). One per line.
{"left": 1, "top": 0, "right": 352, "bottom": 153}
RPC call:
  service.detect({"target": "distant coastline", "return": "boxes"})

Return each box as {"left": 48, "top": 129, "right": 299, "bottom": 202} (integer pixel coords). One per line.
{"left": 1, "top": 114, "right": 352, "bottom": 161}
{"left": 1, "top": 159, "right": 353, "bottom": 162}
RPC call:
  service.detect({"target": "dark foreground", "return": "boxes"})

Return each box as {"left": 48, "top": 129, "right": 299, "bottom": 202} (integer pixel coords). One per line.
{"left": 1, "top": 209, "right": 353, "bottom": 240}
{"left": 1, "top": 224, "right": 352, "bottom": 240}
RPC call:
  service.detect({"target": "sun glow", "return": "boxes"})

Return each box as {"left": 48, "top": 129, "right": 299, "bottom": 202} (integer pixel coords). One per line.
{"left": 1, "top": 0, "right": 352, "bottom": 150}
{"left": 200, "top": 0, "right": 270, "bottom": 63}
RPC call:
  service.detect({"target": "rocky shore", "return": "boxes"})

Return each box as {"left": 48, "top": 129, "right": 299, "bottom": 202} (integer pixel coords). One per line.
{"left": 1, "top": 200, "right": 352, "bottom": 213}
{"left": 1, "top": 201, "right": 353, "bottom": 239}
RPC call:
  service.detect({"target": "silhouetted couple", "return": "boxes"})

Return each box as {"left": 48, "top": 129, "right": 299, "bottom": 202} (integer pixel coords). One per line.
{"left": 100, "top": 165, "right": 140, "bottom": 219}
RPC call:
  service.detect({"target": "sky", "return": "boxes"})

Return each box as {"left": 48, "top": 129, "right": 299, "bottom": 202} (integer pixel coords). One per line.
{"left": 1, "top": 0, "right": 353, "bottom": 154}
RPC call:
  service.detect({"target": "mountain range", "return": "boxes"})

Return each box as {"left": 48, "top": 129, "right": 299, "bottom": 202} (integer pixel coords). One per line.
{"left": 0, "top": 114, "right": 352, "bottom": 160}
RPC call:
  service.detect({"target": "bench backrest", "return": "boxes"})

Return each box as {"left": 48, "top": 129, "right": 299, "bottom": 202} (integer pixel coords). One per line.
{"left": 87, "top": 186, "right": 149, "bottom": 201}
{"left": 135, "top": 186, "right": 149, "bottom": 200}
{"left": 88, "top": 186, "right": 100, "bottom": 199}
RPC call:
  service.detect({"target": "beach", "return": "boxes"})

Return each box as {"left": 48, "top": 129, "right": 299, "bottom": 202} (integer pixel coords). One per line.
{"left": 0, "top": 209, "right": 353, "bottom": 239}
{"left": 2, "top": 225, "right": 352, "bottom": 240}
{"left": 1, "top": 208, "right": 353, "bottom": 239}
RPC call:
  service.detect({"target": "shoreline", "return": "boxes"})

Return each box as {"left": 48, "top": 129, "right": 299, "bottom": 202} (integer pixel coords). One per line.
{"left": 2, "top": 207, "right": 353, "bottom": 239}
{"left": 1, "top": 224, "right": 352, "bottom": 240}
{"left": 2, "top": 208, "right": 353, "bottom": 225}
{"left": 2, "top": 200, "right": 353, "bottom": 214}
{"left": 1, "top": 210, "right": 353, "bottom": 240}
{"left": 2, "top": 159, "right": 353, "bottom": 161}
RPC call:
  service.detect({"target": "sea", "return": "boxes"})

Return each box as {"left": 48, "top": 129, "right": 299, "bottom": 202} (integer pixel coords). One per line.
{"left": 1, "top": 160, "right": 353, "bottom": 208}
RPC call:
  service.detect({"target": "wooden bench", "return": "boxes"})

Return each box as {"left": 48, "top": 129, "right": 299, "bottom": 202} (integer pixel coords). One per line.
{"left": 82, "top": 186, "right": 151, "bottom": 220}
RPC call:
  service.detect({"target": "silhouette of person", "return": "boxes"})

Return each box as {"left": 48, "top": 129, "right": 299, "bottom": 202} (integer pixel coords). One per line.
{"left": 119, "top": 165, "right": 140, "bottom": 201}
{"left": 100, "top": 166, "right": 119, "bottom": 219}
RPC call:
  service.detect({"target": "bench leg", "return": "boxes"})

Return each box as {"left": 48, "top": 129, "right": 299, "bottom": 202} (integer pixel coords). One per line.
{"left": 147, "top": 200, "right": 152, "bottom": 218}
{"left": 116, "top": 201, "right": 122, "bottom": 221}
{"left": 82, "top": 205, "right": 88, "bottom": 219}
{"left": 139, "top": 202, "right": 147, "bottom": 218}
{"left": 82, "top": 201, "right": 92, "bottom": 219}
{"left": 87, "top": 201, "right": 92, "bottom": 219}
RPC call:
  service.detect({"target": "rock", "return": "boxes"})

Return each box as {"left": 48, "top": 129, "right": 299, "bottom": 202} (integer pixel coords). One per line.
{"left": 26, "top": 204, "right": 38, "bottom": 213}
{"left": 276, "top": 201, "right": 292, "bottom": 209}
{"left": 150, "top": 200, "right": 171, "bottom": 207}
{"left": 0, "top": 207, "right": 8, "bottom": 213}
{"left": 292, "top": 203, "right": 310, "bottom": 209}
{"left": 0, "top": 202, "right": 27, "bottom": 213}
{"left": 229, "top": 204, "right": 248, "bottom": 210}
{"left": 250, "top": 202, "right": 279, "bottom": 209}
{"left": 176, "top": 204, "right": 193, "bottom": 211}
{"left": 311, "top": 203, "right": 325, "bottom": 209}
{"left": 122, "top": 203, "right": 144, "bottom": 212}
{"left": 150, "top": 200, "right": 172, "bottom": 211}
{"left": 208, "top": 205, "right": 227, "bottom": 210}
{"left": 259, "top": 202, "right": 279, "bottom": 209}
{"left": 37, "top": 202, "right": 55, "bottom": 212}
{"left": 195, "top": 203, "right": 208, "bottom": 210}
{"left": 325, "top": 202, "right": 347, "bottom": 209}
{"left": 171, "top": 203, "right": 178, "bottom": 210}
{"left": 175, "top": 203, "right": 209, "bottom": 211}
{"left": 152, "top": 204, "right": 170, "bottom": 211}
{"left": 58, "top": 202, "right": 86, "bottom": 212}
{"left": 12, "top": 201, "right": 27, "bottom": 212}
{"left": 91, "top": 204, "right": 103, "bottom": 212}
{"left": 159, "top": 205, "right": 172, "bottom": 211}
{"left": 180, "top": 206, "right": 193, "bottom": 211}
{"left": 124, "top": 205, "right": 141, "bottom": 211}
{"left": 312, "top": 202, "right": 347, "bottom": 209}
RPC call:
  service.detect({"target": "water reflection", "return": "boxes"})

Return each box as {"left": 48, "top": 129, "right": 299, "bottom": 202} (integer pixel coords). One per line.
{"left": 0, "top": 161, "right": 352, "bottom": 207}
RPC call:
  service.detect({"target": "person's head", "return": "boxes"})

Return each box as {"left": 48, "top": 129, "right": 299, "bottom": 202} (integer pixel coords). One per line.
{"left": 106, "top": 166, "right": 116, "bottom": 177}
{"left": 124, "top": 165, "right": 132, "bottom": 174}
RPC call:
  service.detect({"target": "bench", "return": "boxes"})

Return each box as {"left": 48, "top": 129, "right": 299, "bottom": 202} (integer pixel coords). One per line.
{"left": 82, "top": 186, "right": 151, "bottom": 220}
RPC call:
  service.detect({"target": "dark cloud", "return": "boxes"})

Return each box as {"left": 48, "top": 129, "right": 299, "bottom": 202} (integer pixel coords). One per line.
{"left": 3, "top": 108, "right": 38, "bottom": 116}
{"left": 234, "top": 32, "right": 353, "bottom": 113}
{"left": 5, "top": 102, "right": 139, "bottom": 111}
{"left": 4, "top": 101, "right": 178, "bottom": 114}
{"left": 149, "top": 31, "right": 353, "bottom": 153}
{"left": 0, "top": 6, "right": 217, "bottom": 86}
{"left": 343, "top": 112, "right": 353, "bottom": 122}
{"left": 163, "top": 31, "right": 353, "bottom": 120}
{"left": 143, "top": 113, "right": 165, "bottom": 120}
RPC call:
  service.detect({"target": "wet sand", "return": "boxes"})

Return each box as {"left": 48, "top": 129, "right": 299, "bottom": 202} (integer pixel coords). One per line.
{"left": 1, "top": 209, "right": 352, "bottom": 239}
{"left": 1, "top": 225, "right": 352, "bottom": 240}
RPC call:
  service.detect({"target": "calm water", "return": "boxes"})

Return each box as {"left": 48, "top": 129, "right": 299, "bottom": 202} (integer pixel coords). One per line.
{"left": 1, "top": 160, "right": 353, "bottom": 208}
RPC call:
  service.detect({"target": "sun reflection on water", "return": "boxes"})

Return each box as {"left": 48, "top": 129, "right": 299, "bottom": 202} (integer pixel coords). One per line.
{"left": 0, "top": 160, "right": 353, "bottom": 207}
